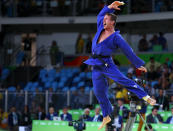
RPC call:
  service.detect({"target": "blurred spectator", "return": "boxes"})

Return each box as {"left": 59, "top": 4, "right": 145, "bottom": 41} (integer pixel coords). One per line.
{"left": 49, "top": 41, "right": 59, "bottom": 66}
{"left": 33, "top": 88, "right": 44, "bottom": 108}
{"left": 158, "top": 70, "right": 170, "bottom": 89}
{"left": 170, "top": 61, "right": 173, "bottom": 71}
{"left": 145, "top": 57, "right": 161, "bottom": 72}
{"left": 74, "top": 87, "right": 89, "bottom": 108}
{"left": 117, "top": 99, "right": 129, "bottom": 120}
{"left": 165, "top": 58, "right": 171, "bottom": 68}
{"left": 16, "top": 46, "right": 25, "bottom": 66}
{"left": 138, "top": 34, "right": 149, "bottom": 51}
{"left": 147, "top": 65, "right": 158, "bottom": 81}
{"left": 14, "top": 85, "right": 24, "bottom": 112}
{"left": 48, "top": 87, "right": 57, "bottom": 107}
{"left": 170, "top": 96, "right": 173, "bottom": 105}
{"left": 131, "top": 0, "right": 152, "bottom": 13}
{"left": 156, "top": 89, "right": 169, "bottom": 111}
{"left": 146, "top": 107, "right": 163, "bottom": 123}
{"left": 85, "top": 34, "right": 92, "bottom": 53}
{"left": 158, "top": 32, "right": 167, "bottom": 50}
{"left": 8, "top": 106, "right": 20, "bottom": 131}
{"left": 92, "top": 107, "right": 103, "bottom": 122}
{"left": 45, "top": 107, "right": 58, "bottom": 120}
{"left": 79, "top": 108, "right": 92, "bottom": 121}
{"left": 169, "top": 72, "right": 173, "bottom": 88}
{"left": 75, "top": 34, "right": 84, "bottom": 54}
{"left": 115, "top": 85, "right": 124, "bottom": 99}
{"left": 149, "top": 34, "right": 163, "bottom": 51}
{"left": 0, "top": 107, "right": 8, "bottom": 129}
{"left": 109, "top": 105, "right": 123, "bottom": 131}
{"left": 36, "top": 105, "right": 46, "bottom": 120}
{"left": 60, "top": 107, "right": 72, "bottom": 121}
{"left": 49, "top": 0, "right": 59, "bottom": 16}
{"left": 165, "top": 107, "right": 173, "bottom": 123}
{"left": 21, "top": 105, "right": 31, "bottom": 126}
{"left": 22, "top": 34, "right": 32, "bottom": 65}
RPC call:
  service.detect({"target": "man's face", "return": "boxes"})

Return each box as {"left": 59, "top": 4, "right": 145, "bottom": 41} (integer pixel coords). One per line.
{"left": 85, "top": 110, "right": 90, "bottom": 115}
{"left": 63, "top": 108, "right": 68, "bottom": 114}
{"left": 117, "top": 100, "right": 123, "bottom": 106}
{"left": 152, "top": 109, "right": 158, "bottom": 116}
{"left": 103, "top": 15, "right": 114, "bottom": 29}
{"left": 49, "top": 107, "right": 54, "bottom": 114}
{"left": 159, "top": 90, "right": 163, "bottom": 96}
{"left": 95, "top": 108, "right": 100, "bottom": 115}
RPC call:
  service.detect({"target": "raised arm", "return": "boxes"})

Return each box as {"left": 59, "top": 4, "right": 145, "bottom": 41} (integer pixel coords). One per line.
{"left": 115, "top": 34, "right": 146, "bottom": 69}
{"left": 97, "top": 1, "right": 125, "bottom": 29}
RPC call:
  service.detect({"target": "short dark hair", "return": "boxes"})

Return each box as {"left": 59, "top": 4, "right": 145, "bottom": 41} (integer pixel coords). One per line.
{"left": 105, "top": 13, "right": 117, "bottom": 26}
{"left": 152, "top": 107, "right": 158, "bottom": 112}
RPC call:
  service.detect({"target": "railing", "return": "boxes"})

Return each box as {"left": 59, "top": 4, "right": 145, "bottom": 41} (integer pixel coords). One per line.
{"left": 0, "top": 90, "right": 95, "bottom": 114}
{"left": 0, "top": 0, "right": 173, "bottom": 17}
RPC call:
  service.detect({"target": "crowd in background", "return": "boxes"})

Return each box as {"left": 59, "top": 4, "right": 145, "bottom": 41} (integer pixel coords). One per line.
{"left": 138, "top": 32, "right": 167, "bottom": 52}
{"left": 1, "top": 0, "right": 173, "bottom": 17}
{"left": 75, "top": 33, "right": 92, "bottom": 54}
{"left": 0, "top": 56, "right": 173, "bottom": 130}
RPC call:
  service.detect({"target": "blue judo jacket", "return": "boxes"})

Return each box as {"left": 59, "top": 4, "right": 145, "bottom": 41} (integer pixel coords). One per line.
{"left": 84, "top": 6, "right": 145, "bottom": 68}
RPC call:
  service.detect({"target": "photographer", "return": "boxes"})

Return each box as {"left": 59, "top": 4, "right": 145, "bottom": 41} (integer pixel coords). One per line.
{"left": 117, "top": 98, "right": 129, "bottom": 120}
{"left": 106, "top": 105, "right": 123, "bottom": 131}
{"left": 79, "top": 108, "right": 92, "bottom": 121}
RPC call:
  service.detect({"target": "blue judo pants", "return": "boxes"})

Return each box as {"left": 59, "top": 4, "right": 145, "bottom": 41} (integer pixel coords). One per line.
{"left": 92, "top": 63, "right": 147, "bottom": 117}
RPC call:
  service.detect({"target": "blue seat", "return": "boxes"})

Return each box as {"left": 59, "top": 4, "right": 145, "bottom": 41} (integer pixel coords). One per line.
{"left": 79, "top": 72, "right": 86, "bottom": 78}
{"left": 1, "top": 68, "right": 10, "bottom": 80}
{"left": 62, "top": 87, "right": 69, "bottom": 92}
{"left": 85, "top": 86, "right": 90, "bottom": 93}
{"left": 151, "top": 81, "right": 158, "bottom": 88}
{"left": 70, "top": 87, "right": 76, "bottom": 91}
{"left": 58, "top": 82, "right": 65, "bottom": 88}
{"left": 72, "top": 77, "right": 80, "bottom": 83}
{"left": 86, "top": 72, "right": 92, "bottom": 78}
{"left": 52, "top": 82, "right": 58, "bottom": 89}
{"left": 78, "top": 81, "right": 85, "bottom": 88}
{"left": 45, "top": 82, "right": 51, "bottom": 89}
{"left": 25, "top": 82, "right": 33, "bottom": 89}
{"left": 30, "top": 87, "right": 36, "bottom": 92}
{"left": 38, "top": 87, "right": 43, "bottom": 92}
{"left": 8, "top": 86, "right": 16, "bottom": 92}
{"left": 32, "top": 82, "right": 39, "bottom": 88}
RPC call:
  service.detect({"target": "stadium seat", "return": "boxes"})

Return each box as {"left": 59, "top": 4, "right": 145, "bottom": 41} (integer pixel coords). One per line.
{"left": 77, "top": 81, "right": 85, "bottom": 88}
{"left": 8, "top": 86, "right": 16, "bottom": 92}
{"left": 70, "top": 87, "right": 77, "bottom": 91}
{"left": 62, "top": 87, "right": 69, "bottom": 92}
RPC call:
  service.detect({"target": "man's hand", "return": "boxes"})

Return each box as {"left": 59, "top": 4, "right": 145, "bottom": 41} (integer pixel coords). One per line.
{"left": 137, "top": 66, "right": 147, "bottom": 73}
{"left": 108, "top": 1, "right": 125, "bottom": 10}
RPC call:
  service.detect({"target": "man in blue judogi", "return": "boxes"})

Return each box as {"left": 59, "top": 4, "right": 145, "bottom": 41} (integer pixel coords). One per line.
{"left": 84, "top": 1, "right": 156, "bottom": 129}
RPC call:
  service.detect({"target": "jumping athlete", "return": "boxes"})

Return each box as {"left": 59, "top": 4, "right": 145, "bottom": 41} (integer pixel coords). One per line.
{"left": 84, "top": 1, "right": 156, "bottom": 130}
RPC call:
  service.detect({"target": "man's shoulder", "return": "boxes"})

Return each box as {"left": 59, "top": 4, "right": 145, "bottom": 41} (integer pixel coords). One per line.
{"left": 147, "top": 113, "right": 153, "bottom": 117}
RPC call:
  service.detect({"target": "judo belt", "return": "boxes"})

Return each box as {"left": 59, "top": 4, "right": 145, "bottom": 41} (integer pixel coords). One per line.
{"left": 91, "top": 54, "right": 110, "bottom": 67}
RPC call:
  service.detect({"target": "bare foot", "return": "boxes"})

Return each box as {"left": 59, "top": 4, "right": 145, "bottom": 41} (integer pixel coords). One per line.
{"left": 98, "top": 115, "right": 111, "bottom": 130}
{"left": 147, "top": 97, "right": 156, "bottom": 106}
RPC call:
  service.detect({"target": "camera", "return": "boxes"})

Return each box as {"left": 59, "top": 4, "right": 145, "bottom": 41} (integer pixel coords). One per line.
{"left": 68, "top": 120, "right": 86, "bottom": 131}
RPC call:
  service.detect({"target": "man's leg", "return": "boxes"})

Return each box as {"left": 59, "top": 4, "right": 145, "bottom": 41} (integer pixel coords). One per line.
{"left": 103, "top": 64, "right": 155, "bottom": 105}
{"left": 92, "top": 67, "right": 112, "bottom": 129}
